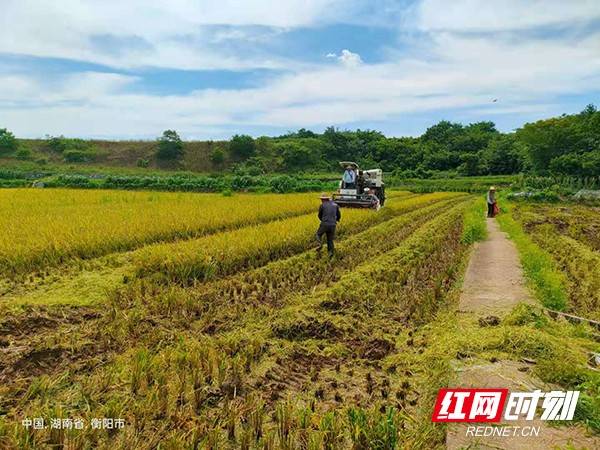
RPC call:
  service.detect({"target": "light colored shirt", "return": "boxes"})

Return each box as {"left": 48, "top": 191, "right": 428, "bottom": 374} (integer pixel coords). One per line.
{"left": 343, "top": 169, "right": 356, "bottom": 183}
{"left": 487, "top": 191, "right": 496, "bottom": 204}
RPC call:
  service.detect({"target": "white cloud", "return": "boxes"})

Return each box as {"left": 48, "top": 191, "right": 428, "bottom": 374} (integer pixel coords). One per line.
{"left": 1, "top": 1, "right": 600, "bottom": 137}
{"left": 0, "top": 0, "right": 347, "bottom": 71}
{"left": 337, "top": 49, "right": 363, "bottom": 67}
{"left": 325, "top": 50, "right": 363, "bottom": 67}
{"left": 4, "top": 24, "right": 599, "bottom": 138}
{"left": 416, "top": 0, "right": 600, "bottom": 31}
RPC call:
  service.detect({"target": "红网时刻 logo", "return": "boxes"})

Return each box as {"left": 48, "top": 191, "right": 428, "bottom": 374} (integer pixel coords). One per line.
{"left": 432, "top": 388, "right": 579, "bottom": 422}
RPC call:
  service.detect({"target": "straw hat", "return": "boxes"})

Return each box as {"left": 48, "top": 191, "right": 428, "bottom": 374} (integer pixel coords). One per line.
{"left": 489, "top": 186, "right": 496, "bottom": 191}
{"left": 319, "top": 192, "right": 331, "bottom": 199}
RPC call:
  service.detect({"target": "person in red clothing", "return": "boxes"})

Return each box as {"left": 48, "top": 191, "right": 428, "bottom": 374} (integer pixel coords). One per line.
{"left": 487, "top": 186, "right": 498, "bottom": 217}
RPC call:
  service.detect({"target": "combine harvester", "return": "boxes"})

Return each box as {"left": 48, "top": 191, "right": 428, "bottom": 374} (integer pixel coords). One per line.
{"left": 332, "top": 161, "right": 385, "bottom": 210}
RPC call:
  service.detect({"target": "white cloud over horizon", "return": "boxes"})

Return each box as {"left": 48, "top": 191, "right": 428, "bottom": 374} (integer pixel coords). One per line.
{"left": 0, "top": 0, "right": 599, "bottom": 139}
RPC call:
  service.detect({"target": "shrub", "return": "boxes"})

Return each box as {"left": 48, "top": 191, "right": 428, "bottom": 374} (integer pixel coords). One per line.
{"left": 229, "top": 134, "right": 255, "bottom": 159}
{"left": 210, "top": 148, "right": 225, "bottom": 165}
{"left": 46, "top": 135, "right": 69, "bottom": 153}
{"left": 64, "top": 149, "right": 96, "bottom": 163}
{"left": 15, "top": 147, "right": 32, "bottom": 160}
{"left": 268, "top": 175, "right": 297, "bottom": 193}
{"left": 137, "top": 158, "right": 150, "bottom": 168}
{"left": 0, "top": 128, "right": 17, "bottom": 155}
{"left": 156, "top": 130, "right": 184, "bottom": 160}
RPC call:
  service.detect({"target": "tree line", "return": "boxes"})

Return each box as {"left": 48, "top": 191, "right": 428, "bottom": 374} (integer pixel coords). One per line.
{"left": 219, "top": 104, "right": 598, "bottom": 177}
{"left": 1, "top": 104, "right": 598, "bottom": 177}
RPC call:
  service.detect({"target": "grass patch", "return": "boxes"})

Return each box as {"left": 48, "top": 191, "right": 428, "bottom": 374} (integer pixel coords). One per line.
{"left": 461, "top": 198, "right": 487, "bottom": 244}
{"left": 496, "top": 201, "right": 568, "bottom": 310}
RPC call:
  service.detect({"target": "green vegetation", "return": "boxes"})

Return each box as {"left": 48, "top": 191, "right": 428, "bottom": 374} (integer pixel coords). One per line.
{"left": 229, "top": 134, "right": 256, "bottom": 159}
{"left": 0, "top": 128, "right": 18, "bottom": 155}
{"left": 156, "top": 129, "right": 184, "bottom": 161}
{"left": 0, "top": 165, "right": 337, "bottom": 193}
{"left": 460, "top": 198, "right": 487, "bottom": 244}
{"left": 2, "top": 104, "right": 598, "bottom": 181}
{"left": 391, "top": 175, "right": 516, "bottom": 193}
{"left": 507, "top": 201, "right": 600, "bottom": 320}
{"left": 496, "top": 202, "right": 568, "bottom": 311}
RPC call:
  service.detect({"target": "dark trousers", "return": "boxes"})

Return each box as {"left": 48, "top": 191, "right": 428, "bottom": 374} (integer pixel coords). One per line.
{"left": 316, "top": 223, "right": 336, "bottom": 255}
{"left": 487, "top": 202, "right": 494, "bottom": 217}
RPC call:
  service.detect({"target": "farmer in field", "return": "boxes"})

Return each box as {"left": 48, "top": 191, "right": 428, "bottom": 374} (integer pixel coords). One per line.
{"left": 316, "top": 193, "right": 341, "bottom": 257}
{"left": 487, "top": 186, "right": 498, "bottom": 218}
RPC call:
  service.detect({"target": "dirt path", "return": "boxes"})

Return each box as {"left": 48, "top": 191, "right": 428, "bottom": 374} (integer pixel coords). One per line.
{"left": 447, "top": 218, "right": 599, "bottom": 450}
{"left": 458, "top": 218, "right": 532, "bottom": 315}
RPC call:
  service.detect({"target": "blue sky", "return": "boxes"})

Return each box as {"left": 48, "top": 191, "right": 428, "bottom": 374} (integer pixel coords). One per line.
{"left": 0, "top": 0, "right": 599, "bottom": 139}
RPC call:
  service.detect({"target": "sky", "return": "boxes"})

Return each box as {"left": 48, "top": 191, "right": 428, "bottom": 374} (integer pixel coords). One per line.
{"left": 0, "top": 0, "right": 599, "bottom": 140}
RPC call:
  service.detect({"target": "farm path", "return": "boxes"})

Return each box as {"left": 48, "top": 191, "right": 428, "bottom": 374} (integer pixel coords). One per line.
{"left": 458, "top": 218, "right": 532, "bottom": 315}
{"left": 446, "top": 218, "right": 599, "bottom": 450}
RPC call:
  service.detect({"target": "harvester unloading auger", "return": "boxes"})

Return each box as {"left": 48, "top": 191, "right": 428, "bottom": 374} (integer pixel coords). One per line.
{"left": 332, "top": 161, "right": 385, "bottom": 210}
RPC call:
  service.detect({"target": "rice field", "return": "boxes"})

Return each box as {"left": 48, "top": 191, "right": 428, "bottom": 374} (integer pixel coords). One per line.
{"left": 0, "top": 189, "right": 331, "bottom": 277}
{"left": 509, "top": 202, "right": 600, "bottom": 320}
{"left": 2, "top": 188, "right": 598, "bottom": 448}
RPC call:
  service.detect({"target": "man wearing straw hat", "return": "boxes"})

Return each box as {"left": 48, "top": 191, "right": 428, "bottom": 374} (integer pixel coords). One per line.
{"left": 316, "top": 192, "right": 341, "bottom": 257}
{"left": 487, "top": 186, "right": 497, "bottom": 218}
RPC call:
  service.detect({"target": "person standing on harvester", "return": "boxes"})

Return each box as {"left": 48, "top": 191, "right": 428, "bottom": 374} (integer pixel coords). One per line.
{"left": 316, "top": 193, "right": 341, "bottom": 258}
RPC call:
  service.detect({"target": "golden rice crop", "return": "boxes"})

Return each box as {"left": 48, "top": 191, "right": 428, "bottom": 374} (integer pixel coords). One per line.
{"left": 133, "top": 192, "right": 461, "bottom": 283}
{"left": 123, "top": 195, "right": 470, "bottom": 330}
{"left": 0, "top": 189, "right": 328, "bottom": 276}
{"left": 533, "top": 228, "right": 600, "bottom": 320}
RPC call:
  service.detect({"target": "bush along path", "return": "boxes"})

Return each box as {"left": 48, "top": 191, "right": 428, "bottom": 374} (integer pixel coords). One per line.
{"left": 446, "top": 217, "right": 600, "bottom": 449}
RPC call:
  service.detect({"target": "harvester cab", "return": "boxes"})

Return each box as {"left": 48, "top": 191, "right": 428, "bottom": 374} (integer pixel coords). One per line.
{"left": 332, "top": 161, "right": 385, "bottom": 209}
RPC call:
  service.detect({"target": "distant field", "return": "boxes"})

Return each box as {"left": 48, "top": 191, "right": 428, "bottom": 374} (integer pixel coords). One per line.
{"left": 0, "top": 189, "right": 322, "bottom": 276}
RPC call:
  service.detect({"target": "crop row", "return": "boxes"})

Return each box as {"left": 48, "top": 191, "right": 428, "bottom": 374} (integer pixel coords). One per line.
{"left": 122, "top": 194, "right": 468, "bottom": 329}
{"left": 530, "top": 227, "right": 600, "bottom": 321}
{"left": 132, "top": 192, "right": 461, "bottom": 284}
{"left": 513, "top": 203, "right": 600, "bottom": 318}
{"left": 270, "top": 200, "right": 470, "bottom": 340}
{"left": 525, "top": 204, "right": 600, "bottom": 252}
{"left": 2, "top": 200, "right": 472, "bottom": 449}
{"left": 1, "top": 189, "right": 384, "bottom": 277}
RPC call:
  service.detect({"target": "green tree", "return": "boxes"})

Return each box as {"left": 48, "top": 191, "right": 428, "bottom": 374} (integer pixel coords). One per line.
{"left": 210, "top": 147, "right": 225, "bottom": 166}
{"left": 229, "top": 134, "right": 255, "bottom": 159}
{"left": 0, "top": 128, "right": 18, "bottom": 155}
{"left": 156, "top": 130, "right": 184, "bottom": 160}
{"left": 458, "top": 152, "right": 484, "bottom": 176}
{"left": 484, "top": 135, "right": 526, "bottom": 174}
{"left": 277, "top": 141, "right": 320, "bottom": 170}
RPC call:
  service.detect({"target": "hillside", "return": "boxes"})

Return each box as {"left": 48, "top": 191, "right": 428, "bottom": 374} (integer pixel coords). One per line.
{"left": 15, "top": 138, "right": 228, "bottom": 172}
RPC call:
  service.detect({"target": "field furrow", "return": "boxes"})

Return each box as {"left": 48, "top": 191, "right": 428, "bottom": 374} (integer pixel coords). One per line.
{"left": 119, "top": 194, "right": 469, "bottom": 334}
{"left": 132, "top": 192, "right": 458, "bottom": 284}
{"left": 0, "top": 198, "right": 473, "bottom": 449}
{"left": 4, "top": 190, "right": 410, "bottom": 277}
